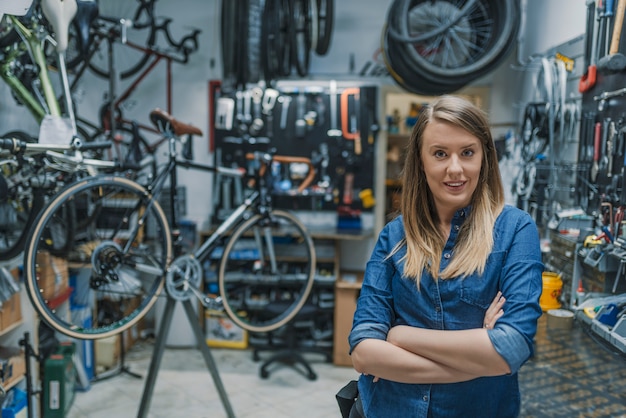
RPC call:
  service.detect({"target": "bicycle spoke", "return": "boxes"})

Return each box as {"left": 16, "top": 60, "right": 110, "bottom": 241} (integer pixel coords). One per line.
{"left": 23, "top": 176, "right": 171, "bottom": 339}
{"left": 218, "top": 210, "right": 316, "bottom": 333}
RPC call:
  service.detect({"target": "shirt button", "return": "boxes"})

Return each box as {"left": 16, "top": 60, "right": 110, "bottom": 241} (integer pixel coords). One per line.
{"left": 444, "top": 253, "right": 451, "bottom": 259}
{"left": 454, "top": 225, "right": 460, "bottom": 231}
{"left": 423, "top": 395, "right": 428, "bottom": 402}
{"left": 435, "top": 306, "right": 441, "bottom": 312}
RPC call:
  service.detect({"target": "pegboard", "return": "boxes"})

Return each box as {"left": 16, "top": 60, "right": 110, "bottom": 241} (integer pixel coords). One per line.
{"left": 210, "top": 81, "right": 379, "bottom": 223}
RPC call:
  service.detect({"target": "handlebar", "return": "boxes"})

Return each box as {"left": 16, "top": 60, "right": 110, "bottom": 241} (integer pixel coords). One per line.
{"left": 0, "top": 137, "right": 112, "bottom": 154}
{"left": 245, "top": 152, "right": 316, "bottom": 193}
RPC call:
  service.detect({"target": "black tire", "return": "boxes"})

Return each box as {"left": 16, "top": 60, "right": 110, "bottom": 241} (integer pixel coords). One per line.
{"left": 218, "top": 210, "right": 316, "bottom": 333}
{"left": 290, "top": 0, "right": 311, "bottom": 77}
{"left": 314, "top": 0, "right": 334, "bottom": 55}
{"left": 384, "top": 0, "right": 520, "bottom": 93}
{"left": 23, "top": 175, "right": 171, "bottom": 339}
{"left": 245, "top": 0, "right": 265, "bottom": 84}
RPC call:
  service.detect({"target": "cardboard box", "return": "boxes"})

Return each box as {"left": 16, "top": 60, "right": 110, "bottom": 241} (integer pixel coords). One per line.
{"left": 0, "top": 346, "right": 26, "bottom": 390}
{"left": 333, "top": 271, "right": 363, "bottom": 367}
{"left": 0, "top": 292, "right": 22, "bottom": 332}
{"left": 35, "top": 251, "right": 69, "bottom": 300}
{"left": 205, "top": 310, "right": 248, "bottom": 349}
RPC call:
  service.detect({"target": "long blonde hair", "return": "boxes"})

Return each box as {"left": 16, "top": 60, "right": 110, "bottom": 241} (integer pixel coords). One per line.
{"left": 396, "top": 95, "right": 505, "bottom": 285}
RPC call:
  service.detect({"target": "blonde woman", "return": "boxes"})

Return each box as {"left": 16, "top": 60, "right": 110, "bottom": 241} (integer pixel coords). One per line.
{"left": 348, "top": 95, "right": 543, "bottom": 417}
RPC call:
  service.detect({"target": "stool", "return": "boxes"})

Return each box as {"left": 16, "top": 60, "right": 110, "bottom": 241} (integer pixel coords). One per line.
{"left": 253, "top": 304, "right": 330, "bottom": 380}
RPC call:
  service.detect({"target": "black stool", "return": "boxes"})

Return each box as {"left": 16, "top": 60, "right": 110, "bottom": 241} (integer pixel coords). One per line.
{"left": 253, "top": 303, "right": 330, "bottom": 380}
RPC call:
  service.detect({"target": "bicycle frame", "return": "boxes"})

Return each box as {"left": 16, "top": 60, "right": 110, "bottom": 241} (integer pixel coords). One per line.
{"left": 1, "top": 16, "right": 61, "bottom": 123}
{"left": 68, "top": 15, "right": 199, "bottom": 147}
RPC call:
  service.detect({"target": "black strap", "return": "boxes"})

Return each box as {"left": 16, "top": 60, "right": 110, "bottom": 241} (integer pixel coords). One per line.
{"left": 336, "top": 380, "right": 358, "bottom": 418}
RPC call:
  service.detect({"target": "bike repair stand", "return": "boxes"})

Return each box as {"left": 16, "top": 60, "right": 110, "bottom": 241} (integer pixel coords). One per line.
{"left": 137, "top": 296, "right": 236, "bottom": 418}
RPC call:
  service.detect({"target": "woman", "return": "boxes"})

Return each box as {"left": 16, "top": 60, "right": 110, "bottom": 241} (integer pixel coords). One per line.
{"left": 348, "top": 95, "right": 543, "bottom": 417}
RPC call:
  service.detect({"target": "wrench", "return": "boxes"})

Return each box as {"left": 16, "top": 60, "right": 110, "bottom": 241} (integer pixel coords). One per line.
{"left": 278, "top": 95, "right": 292, "bottom": 130}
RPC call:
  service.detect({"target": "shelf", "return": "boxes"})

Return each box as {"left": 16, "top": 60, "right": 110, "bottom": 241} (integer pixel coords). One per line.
{"left": 0, "top": 319, "right": 24, "bottom": 338}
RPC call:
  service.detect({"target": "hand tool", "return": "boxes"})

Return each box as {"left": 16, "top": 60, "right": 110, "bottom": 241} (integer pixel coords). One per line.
{"left": 261, "top": 88, "right": 279, "bottom": 138}
{"left": 598, "top": 0, "right": 626, "bottom": 71}
{"left": 580, "top": 0, "right": 599, "bottom": 92}
{"left": 248, "top": 87, "right": 264, "bottom": 136}
{"left": 340, "top": 87, "right": 362, "bottom": 155}
{"left": 608, "top": 120, "right": 616, "bottom": 176}
{"left": 600, "top": 117, "right": 611, "bottom": 176}
{"left": 278, "top": 95, "right": 292, "bottom": 130}
{"left": 592, "top": 121, "right": 602, "bottom": 181}
{"left": 327, "top": 80, "right": 342, "bottom": 137}
{"left": 295, "top": 92, "right": 307, "bottom": 139}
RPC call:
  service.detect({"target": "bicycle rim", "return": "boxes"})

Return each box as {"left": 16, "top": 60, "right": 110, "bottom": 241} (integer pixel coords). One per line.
{"left": 24, "top": 176, "right": 171, "bottom": 339}
{"left": 88, "top": 0, "right": 157, "bottom": 79}
{"left": 218, "top": 210, "right": 316, "bottom": 333}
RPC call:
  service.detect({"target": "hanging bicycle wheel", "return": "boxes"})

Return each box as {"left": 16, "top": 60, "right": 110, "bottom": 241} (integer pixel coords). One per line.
{"left": 88, "top": 0, "right": 157, "bottom": 79}
{"left": 218, "top": 209, "right": 316, "bottom": 333}
{"left": 384, "top": 0, "right": 520, "bottom": 94}
{"left": 23, "top": 176, "right": 172, "bottom": 339}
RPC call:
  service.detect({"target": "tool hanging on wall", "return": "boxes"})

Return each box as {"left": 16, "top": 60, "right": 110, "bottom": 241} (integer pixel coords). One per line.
{"left": 599, "top": 0, "right": 626, "bottom": 71}
{"left": 592, "top": 121, "right": 602, "bottom": 182}
{"left": 327, "top": 80, "right": 342, "bottom": 137}
{"left": 340, "top": 87, "right": 362, "bottom": 155}
{"left": 579, "top": 0, "right": 599, "bottom": 92}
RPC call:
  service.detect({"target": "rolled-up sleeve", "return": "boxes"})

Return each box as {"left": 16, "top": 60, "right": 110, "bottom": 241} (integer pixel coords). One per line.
{"left": 490, "top": 210, "right": 544, "bottom": 373}
{"left": 348, "top": 223, "right": 399, "bottom": 353}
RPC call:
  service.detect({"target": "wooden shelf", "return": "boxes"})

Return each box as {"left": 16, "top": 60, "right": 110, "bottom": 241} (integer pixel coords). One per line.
{"left": 0, "top": 319, "right": 24, "bottom": 338}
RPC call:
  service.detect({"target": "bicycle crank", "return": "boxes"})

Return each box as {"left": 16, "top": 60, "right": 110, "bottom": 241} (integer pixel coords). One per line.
{"left": 165, "top": 255, "right": 203, "bottom": 302}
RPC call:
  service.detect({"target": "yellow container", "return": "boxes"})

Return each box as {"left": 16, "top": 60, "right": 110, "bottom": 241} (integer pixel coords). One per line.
{"left": 540, "top": 272, "right": 563, "bottom": 311}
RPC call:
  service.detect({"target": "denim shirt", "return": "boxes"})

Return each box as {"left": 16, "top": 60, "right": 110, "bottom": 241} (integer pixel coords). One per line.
{"left": 349, "top": 205, "right": 544, "bottom": 418}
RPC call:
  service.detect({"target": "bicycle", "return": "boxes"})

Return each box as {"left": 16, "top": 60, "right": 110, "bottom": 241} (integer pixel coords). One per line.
{"left": 0, "top": 134, "right": 125, "bottom": 262}
{"left": 64, "top": 5, "right": 200, "bottom": 170}
{"left": 22, "top": 108, "right": 318, "bottom": 340}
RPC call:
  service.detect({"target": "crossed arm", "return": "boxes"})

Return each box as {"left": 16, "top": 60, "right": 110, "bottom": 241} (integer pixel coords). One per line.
{"left": 350, "top": 292, "right": 511, "bottom": 384}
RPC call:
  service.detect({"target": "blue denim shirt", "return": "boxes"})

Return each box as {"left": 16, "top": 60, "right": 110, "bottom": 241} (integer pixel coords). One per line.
{"left": 349, "top": 205, "right": 543, "bottom": 418}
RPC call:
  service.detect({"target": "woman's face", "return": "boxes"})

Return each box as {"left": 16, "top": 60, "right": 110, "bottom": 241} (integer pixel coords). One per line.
{"left": 420, "top": 120, "right": 483, "bottom": 217}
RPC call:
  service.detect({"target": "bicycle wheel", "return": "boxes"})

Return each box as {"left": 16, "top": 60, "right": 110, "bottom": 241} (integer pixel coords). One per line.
{"left": 23, "top": 175, "right": 172, "bottom": 339}
{"left": 218, "top": 209, "right": 316, "bottom": 333}
{"left": 88, "top": 0, "right": 157, "bottom": 79}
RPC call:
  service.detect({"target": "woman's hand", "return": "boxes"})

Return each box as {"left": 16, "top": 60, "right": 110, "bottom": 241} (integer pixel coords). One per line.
{"left": 483, "top": 291, "right": 505, "bottom": 330}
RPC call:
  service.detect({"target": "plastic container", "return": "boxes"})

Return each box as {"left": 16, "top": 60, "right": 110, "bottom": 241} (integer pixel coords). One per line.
{"left": 540, "top": 272, "right": 563, "bottom": 311}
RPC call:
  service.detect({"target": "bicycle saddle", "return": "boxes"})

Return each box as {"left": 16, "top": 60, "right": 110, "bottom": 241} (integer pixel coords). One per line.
{"left": 149, "top": 108, "right": 203, "bottom": 137}
{"left": 74, "top": 0, "right": 98, "bottom": 57}
{"left": 41, "top": 0, "right": 78, "bottom": 52}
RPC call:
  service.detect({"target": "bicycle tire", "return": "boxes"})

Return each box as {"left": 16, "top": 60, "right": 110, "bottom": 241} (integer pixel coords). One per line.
{"left": 23, "top": 175, "right": 172, "bottom": 339}
{"left": 217, "top": 209, "right": 316, "bottom": 333}
{"left": 87, "top": 0, "right": 157, "bottom": 79}
{"left": 314, "top": 0, "right": 333, "bottom": 55}
{"left": 290, "top": 0, "right": 311, "bottom": 77}
{"left": 245, "top": 0, "right": 264, "bottom": 85}
{"left": 385, "top": 0, "right": 519, "bottom": 90}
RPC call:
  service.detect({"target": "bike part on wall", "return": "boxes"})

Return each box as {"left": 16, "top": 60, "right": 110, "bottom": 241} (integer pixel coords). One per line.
{"left": 382, "top": 0, "right": 520, "bottom": 95}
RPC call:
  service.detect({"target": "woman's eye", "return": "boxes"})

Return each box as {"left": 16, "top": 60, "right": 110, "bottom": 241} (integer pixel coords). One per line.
{"left": 462, "top": 149, "right": 475, "bottom": 157}
{"left": 434, "top": 150, "right": 446, "bottom": 158}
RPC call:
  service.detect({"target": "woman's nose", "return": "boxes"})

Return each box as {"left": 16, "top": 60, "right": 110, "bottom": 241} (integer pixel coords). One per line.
{"left": 447, "top": 155, "right": 463, "bottom": 173}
